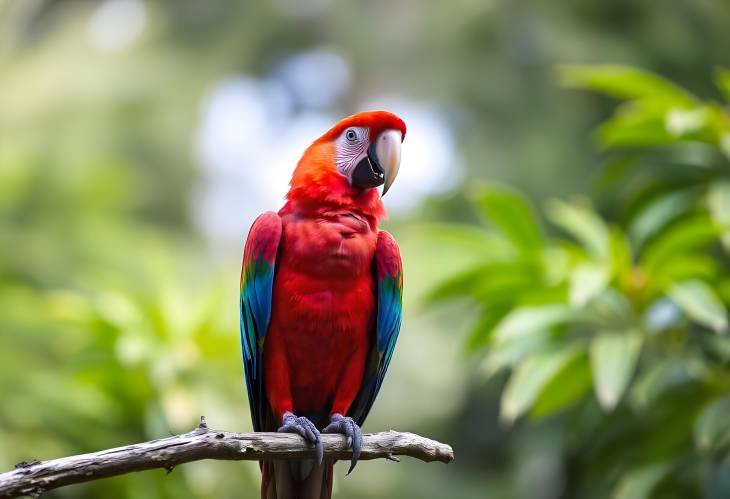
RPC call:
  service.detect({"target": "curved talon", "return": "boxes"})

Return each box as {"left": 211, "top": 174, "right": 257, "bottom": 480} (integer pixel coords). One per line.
{"left": 277, "top": 412, "right": 323, "bottom": 464}
{"left": 323, "top": 413, "right": 362, "bottom": 474}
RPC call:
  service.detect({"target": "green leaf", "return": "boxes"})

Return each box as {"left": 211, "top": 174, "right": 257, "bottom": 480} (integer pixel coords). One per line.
{"left": 707, "top": 180, "right": 730, "bottom": 251}
{"left": 426, "top": 260, "right": 542, "bottom": 304}
{"left": 598, "top": 103, "right": 675, "bottom": 148}
{"left": 500, "top": 347, "right": 580, "bottom": 423}
{"left": 705, "top": 333, "right": 730, "bottom": 362}
{"left": 612, "top": 462, "right": 672, "bottom": 499}
{"left": 719, "top": 132, "right": 730, "bottom": 160}
{"left": 569, "top": 262, "right": 610, "bottom": 307}
{"left": 464, "top": 305, "right": 511, "bottom": 352}
{"left": 586, "top": 289, "right": 634, "bottom": 328}
{"left": 531, "top": 351, "right": 592, "bottom": 419}
{"left": 590, "top": 329, "right": 643, "bottom": 410}
{"left": 425, "top": 264, "right": 493, "bottom": 303}
{"left": 714, "top": 66, "right": 730, "bottom": 102}
{"left": 480, "top": 332, "right": 549, "bottom": 377}
{"left": 609, "top": 228, "right": 633, "bottom": 278}
{"left": 650, "top": 255, "right": 718, "bottom": 292}
{"left": 664, "top": 107, "right": 711, "bottom": 137}
{"left": 557, "top": 65, "right": 696, "bottom": 106}
{"left": 493, "top": 304, "right": 576, "bottom": 344}
{"left": 629, "top": 189, "right": 697, "bottom": 248}
{"left": 668, "top": 280, "right": 728, "bottom": 333}
{"left": 471, "top": 184, "right": 543, "bottom": 251}
{"left": 694, "top": 395, "right": 730, "bottom": 452}
{"left": 547, "top": 199, "right": 610, "bottom": 260}
{"left": 642, "top": 215, "right": 720, "bottom": 277}
{"left": 630, "top": 359, "right": 691, "bottom": 410}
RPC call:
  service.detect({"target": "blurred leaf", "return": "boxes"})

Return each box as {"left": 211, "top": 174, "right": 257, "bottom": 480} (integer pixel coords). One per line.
{"left": 668, "top": 280, "right": 729, "bottom": 333}
{"left": 419, "top": 224, "right": 514, "bottom": 259}
{"left": 642, "top": 299, "right": 682, "bottom": 334}
{"left": 719, "top": 133, "right": 730, "bottom": 160}
{"left": 569, "top": 262, "right": 610, "bottom": 306}
{"left": 464, "top": 305, "right": 511, "bottom": 352}
{"left": 586, "top": 288, "right": 635, "bottom": 328}
{"left": 612, "top": 462, "right": 672, "bottom": 499}
{"left": 480, "top": 332, "right": 549, "bottom": 377}
{"left": 500, "top": 347, "right": 580, "bottom": 423}
{"left": 707, "top": 180, "right": 730, "bottom": 251}
{"left": 713, "top": 66, "right": 730, "bottom": 102}
{"left": 426, "top": 260, "right": 543, "bottom": 306}
{"left": 590, "top": 329, "right": 643, "bottom": 410}
{"left": 597, "top": 102, "right": 727, "bottom": 149}
{"left": 471, "top": 184, "right": 543, "bottom": 251}
{"left": 595, "top": 154, "right": 635, "bottom": 195}
{"left": 629, "top": 189, "right": 697, "bottom": 248}
{"left": 665, "top": 107, "right": 710, "bottom": 137}
{"left": 630, "top": 359, "right": 692, "bottom": 410}
{"left": 647, "top": 256, "right": 718, "bottom": 295}
{"left": 531, "top": 351, "right": 592, "bottom": 419}
{"left": 541, "top": 245, "right": 573, "bottom": 285}
{"left": 705, "top": 333, "right": 730, "bottom": 362}
{"left": 493, "top": 304, "right": 576, "bottom": 344}
{"left": 557, "top": 65, "right": 696, "bottom": 106}
{"left": 426, "top": 264, "right": 493, "bottom": 303}
{"left": 642, "top": 215, "right": 720, "bottom": 277}
{"left": 547, "top": 199, "right": 610, "bottom": 260}
{"left": 694, "top": 395, "right": 730, "bottom": 452}
{"left": 598, "top": 103, "right": 675, "bottom": 148}
{"left": 609, "top": 228, "right": 633, "bottom": 278}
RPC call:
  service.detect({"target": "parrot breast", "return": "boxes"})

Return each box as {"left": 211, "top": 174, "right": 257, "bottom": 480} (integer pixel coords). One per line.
{"left": 263, "top": 211, "right": 377, "bottom": 421}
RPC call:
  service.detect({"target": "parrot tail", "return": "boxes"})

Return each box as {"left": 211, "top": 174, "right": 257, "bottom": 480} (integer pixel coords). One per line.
{"left": 261, "top": 459, "right": 334, "bottom": 499}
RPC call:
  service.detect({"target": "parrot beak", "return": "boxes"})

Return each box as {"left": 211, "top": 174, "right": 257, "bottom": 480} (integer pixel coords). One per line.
{"left": 375, "top": 129, "right": 402, "bottom": 196}
{"left": 350, "top": 129, "right": 402, "bottom": 195}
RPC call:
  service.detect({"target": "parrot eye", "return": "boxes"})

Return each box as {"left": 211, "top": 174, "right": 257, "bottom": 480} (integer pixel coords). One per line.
{"left": 345, "top": 129, "right": 358, "bottom": 142}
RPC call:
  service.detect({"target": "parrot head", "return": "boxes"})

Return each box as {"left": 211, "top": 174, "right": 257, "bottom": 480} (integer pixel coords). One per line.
{"left": 285, "top": 111, "right": 406, "bottom": 222}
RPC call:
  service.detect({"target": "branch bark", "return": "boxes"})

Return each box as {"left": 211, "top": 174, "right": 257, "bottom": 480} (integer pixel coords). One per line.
{"left": 0, "top": 418, "right": 454, "bottom": 498}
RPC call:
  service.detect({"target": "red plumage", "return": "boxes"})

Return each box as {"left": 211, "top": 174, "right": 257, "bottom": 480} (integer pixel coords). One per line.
{"left": 266, "top": 115, "right": 397, "bottom": 424}
{"left": 243, "top": 111, "right": 406, "bottom": 499}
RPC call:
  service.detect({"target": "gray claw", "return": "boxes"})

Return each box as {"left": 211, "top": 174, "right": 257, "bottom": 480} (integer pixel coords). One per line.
{"left": 323, "top": 413, "right": 362, "bottom": 474}
{"left": 277, "top": 412, "right": 323, "bottom": 464}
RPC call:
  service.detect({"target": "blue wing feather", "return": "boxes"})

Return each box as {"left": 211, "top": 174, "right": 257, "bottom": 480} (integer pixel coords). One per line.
{"left": 240, "top": 211, "right": 282, "bottom": 431}
{"left": 349, "top": 230, "right": 403, "bottom": 426}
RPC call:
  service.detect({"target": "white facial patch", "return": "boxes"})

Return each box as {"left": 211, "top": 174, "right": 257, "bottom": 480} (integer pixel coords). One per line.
{"left": 335, "top": 126, "right": 369, "bottom": 179}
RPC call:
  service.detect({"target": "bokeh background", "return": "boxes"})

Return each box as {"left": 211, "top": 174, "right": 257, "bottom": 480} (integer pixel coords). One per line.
{"left": 2, "top": 1, "right": 730, "bottom": 498}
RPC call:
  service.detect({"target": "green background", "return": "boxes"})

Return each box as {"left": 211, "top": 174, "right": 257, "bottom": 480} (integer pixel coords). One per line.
{"left": 2, "top": 1, "right": 730, "bottom": 498}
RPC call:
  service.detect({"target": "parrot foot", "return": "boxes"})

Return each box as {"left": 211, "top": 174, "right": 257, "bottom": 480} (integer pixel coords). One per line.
{"left": 277, "top": 412, "right": 323, "bottom": 464}
{"left": 323, "top": 413, "right": 362, "bottom": 474}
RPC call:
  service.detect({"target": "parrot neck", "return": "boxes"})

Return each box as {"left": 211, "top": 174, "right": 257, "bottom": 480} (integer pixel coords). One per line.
{"left": 281, "top": 143, "right": 387, "bottom": 228}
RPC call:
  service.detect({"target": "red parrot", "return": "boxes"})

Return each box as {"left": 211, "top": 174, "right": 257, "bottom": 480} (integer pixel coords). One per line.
{"left": 240, "top": 111, "right": 405, "bottom": 499}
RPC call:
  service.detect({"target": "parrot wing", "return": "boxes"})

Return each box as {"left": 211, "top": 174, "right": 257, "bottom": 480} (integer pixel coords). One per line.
{"left": 349, "top": 230, "right": 403, "bottom": 426}
{"left": 240, "top": 211, "right": 282, "bottom": 432}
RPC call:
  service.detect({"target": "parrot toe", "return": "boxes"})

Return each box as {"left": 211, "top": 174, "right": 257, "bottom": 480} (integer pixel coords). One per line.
{"left": 277, "top": 412, "right": 323, "bottom": 464}
{"left": 323, "top": 413, "right": 362, "bottom": 474}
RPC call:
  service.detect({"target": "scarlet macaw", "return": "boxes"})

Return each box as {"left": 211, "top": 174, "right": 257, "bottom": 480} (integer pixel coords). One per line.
{"left": 240, "top": 111, "right": 405, "bottom": 499}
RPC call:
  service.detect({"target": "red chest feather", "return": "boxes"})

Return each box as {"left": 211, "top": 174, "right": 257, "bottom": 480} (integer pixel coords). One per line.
{"left": 263, "top": 213, "right": 377, "bottom": 416}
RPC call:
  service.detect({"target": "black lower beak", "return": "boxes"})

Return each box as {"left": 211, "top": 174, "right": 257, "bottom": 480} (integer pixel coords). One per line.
{"left": 351, "top": 143, "right": 385, "bottom": 190}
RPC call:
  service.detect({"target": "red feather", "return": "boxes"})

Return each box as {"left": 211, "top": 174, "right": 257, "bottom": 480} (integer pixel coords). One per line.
{"left": 263, "top": 111, "right": 403, "bottom": 425}
{"left": 251, "top": 111, "right": 405, "bottom": 499}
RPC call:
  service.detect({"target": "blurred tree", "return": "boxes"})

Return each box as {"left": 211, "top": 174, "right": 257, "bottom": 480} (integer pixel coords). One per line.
{"left": 432, "top": 66, "right": 730, "bottom": 499}
{"left": 3, "top": 0, "right": 730, "bottom": 498}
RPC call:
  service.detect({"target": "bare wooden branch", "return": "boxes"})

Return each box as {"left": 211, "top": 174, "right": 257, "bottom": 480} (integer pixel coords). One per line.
{"left": 0, "top": 418, "right": 454, "bottom": 498}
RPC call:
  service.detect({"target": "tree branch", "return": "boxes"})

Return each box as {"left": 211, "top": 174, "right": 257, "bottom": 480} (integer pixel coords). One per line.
{"left": 0, "top": 417, "right": 454, "bottom": 498}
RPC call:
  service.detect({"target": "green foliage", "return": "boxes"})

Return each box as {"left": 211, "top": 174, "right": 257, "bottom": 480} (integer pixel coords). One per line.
{"left": 558, "top": 65, "right": 730, "bottom": 153}
{"left": 4, "top": 1, "right": 730, "bottom": 497}
{"left": 434, "top": 66, "right": 730, "bottom": 498}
